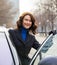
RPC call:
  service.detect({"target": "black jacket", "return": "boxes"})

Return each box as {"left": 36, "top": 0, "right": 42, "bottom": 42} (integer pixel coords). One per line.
{"left": 8, "top": 29, "right": 40, "bottom": 57}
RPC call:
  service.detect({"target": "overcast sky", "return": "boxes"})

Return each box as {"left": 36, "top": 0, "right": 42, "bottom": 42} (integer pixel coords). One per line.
{"left": 19, "top": 0, "right": 46, "bottom": 15}
{"left": 19, "top": 0, "right": 36, "bottom": 15}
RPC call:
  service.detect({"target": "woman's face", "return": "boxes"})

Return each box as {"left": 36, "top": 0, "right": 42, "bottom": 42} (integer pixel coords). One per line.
{"left": 22, "top": 15, "right": 32, "bottom": 29}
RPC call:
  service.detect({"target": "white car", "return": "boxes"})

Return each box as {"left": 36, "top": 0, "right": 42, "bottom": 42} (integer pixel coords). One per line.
{"left": 0, "top": 26, "right": 57, "bottom": 65}
{"left": 0, "top": 27, "right": 19, "bottom": 65}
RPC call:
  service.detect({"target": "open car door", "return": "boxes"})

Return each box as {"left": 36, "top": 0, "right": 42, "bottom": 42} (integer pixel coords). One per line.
{"left": 29, "top": 31, "right": 57, "bottom": 65}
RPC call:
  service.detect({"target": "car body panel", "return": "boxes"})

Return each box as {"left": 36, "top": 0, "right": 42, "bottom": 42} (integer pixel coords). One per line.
{"left": 0, "top": 27, "right": 19, "bottom": 65}
{"left": 0, "top": 32, "right": 14, "bottom": 65}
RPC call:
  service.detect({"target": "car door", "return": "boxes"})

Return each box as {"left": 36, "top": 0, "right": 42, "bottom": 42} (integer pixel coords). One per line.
{"left": 0, "top": 31, "right": 15, "bottom": 65}
{"left": 29, "top": 33, "right": 57, "bottom": 65}
{"left": 0, "top": 30, "right": 20, "bottom": 65}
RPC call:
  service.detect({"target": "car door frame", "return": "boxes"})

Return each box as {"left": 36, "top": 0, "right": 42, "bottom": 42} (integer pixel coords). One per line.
{"left": 29, "top": 34, "right": 53, "bottom": 65}
{"left": 2, "top": 29, "right": 20, "bottom": 65}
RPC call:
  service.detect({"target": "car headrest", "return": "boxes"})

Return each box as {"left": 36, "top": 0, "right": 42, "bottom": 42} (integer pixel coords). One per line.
{"left": 38, "top": 57, "right": 57, "bottom": 65}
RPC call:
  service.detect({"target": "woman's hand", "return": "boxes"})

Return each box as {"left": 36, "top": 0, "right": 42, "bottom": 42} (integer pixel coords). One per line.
{"left": 49, "top": 30, "right": 56, "bottom": 35}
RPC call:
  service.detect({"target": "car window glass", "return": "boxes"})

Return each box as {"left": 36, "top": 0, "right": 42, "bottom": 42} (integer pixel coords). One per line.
{"left": 0, "top": 32, "right": 14, "bottom": 65}
{"left": 41, "top": 34, "right": 57, "bottom": 58}
{"left": 30, "top": 34, "right": 57, "bottom": 65}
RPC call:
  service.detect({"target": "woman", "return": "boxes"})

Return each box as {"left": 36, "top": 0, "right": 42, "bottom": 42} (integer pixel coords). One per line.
{"left": 8, "top": 12, "right": 53, "bottom": 65}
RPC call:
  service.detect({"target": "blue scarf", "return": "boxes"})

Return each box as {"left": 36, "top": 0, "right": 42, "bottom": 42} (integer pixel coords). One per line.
{"left": 21, "top": 27, "right": 28, "bottom": 41}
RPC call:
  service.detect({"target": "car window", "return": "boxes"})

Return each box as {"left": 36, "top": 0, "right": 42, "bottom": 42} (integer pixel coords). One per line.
{"left": 41, "top": 34, "right": 57, "bottom": 58}
{"left": 30, "top": 34, "right": 57, "bottom": 65}
{"left": 0, "top": 32, "right": 14, "bottom": 65}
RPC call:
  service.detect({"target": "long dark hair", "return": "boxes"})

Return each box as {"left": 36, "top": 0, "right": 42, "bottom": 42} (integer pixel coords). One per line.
{"left": 16, "top": 12, "right": 38, "bottom": 34}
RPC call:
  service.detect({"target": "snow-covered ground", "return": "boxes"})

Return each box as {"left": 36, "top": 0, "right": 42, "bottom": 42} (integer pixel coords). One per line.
{"left": 35, "top": 34, "right": 46, "bottom": 44}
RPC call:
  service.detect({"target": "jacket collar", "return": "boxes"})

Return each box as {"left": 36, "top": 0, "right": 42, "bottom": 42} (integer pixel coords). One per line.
{"left": 15, "top": 29, "right": 31, "bottom": 45}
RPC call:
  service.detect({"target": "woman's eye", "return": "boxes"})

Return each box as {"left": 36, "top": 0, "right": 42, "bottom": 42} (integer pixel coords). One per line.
{"left": 24, "top": 19, "right": 31, "bottom": 22}
{"left": 25, "top": 19, "right": 28, "bottom": 21}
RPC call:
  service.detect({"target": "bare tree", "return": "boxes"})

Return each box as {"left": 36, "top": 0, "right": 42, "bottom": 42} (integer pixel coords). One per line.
{"left": 32, "top": 0, "right": 57, "bottom": 33}
{"left": 0, "top": 0, "right": 19, "bottom": 27}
